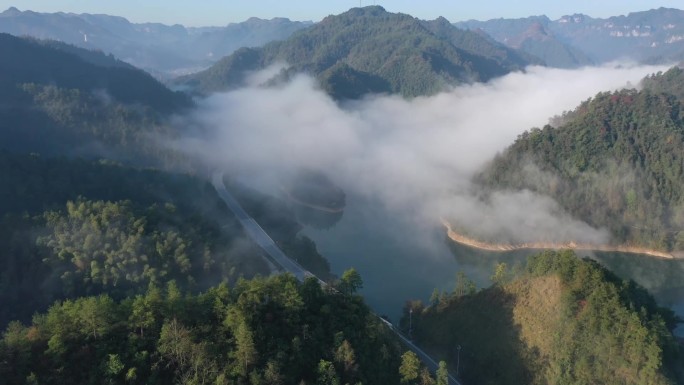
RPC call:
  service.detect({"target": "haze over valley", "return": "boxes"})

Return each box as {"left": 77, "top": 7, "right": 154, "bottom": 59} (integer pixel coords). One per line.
{"left": 1, "top": 3, "right": 683, "bottom": 385}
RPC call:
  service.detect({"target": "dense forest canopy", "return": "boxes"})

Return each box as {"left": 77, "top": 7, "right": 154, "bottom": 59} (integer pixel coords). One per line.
{"left": 0, "top": 153, "right": 272, "bottom": 327}
{"left": 0, "top": 274, "right": 407, "bottom": 385}
{"left": 476, "top": 67, "right": 684, "bottom": 252}
{"left": 405, "top": 251, "right": 683, "bottom": 385}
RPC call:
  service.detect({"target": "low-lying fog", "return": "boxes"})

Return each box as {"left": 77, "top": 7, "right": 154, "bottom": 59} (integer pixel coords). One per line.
{"left": 176, "top": 63, "right": 668, "bottom": 247}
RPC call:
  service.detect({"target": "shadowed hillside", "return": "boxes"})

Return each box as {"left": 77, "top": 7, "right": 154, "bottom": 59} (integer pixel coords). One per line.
{"left": 406, "top": 251, "right": 682, "bottom": 385}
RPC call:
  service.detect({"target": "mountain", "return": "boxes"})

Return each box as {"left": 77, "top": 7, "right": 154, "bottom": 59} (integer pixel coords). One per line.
{"left": 511, "top": 22, "right": 593, "bottom": 68}
{"left": 406, "top": 251, "right": 682, "bottom": 385}
{"left": 457, "top": 16, "right": 592, "bottom": 68}
{"left": 0, "top": 7, "right": 311, "bottom": 77}
{"left": 475, "top": 67, "right": 684, "bottom": 252}
{"left": 0, "top": 33, "right": 189, "bottom": 111}
{"left": 176, "top": 6, "right": 539, "bottom": 99}
{"left": 0, "top": 33, "right": 192, "bottom": 161}
{"left": 457, "top": 7, "right": 684, "bottom": 66}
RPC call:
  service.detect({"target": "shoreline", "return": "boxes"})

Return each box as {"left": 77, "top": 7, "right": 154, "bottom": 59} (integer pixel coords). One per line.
{"left": 441, "top": 219, "right": 681, "bottom": 260}
{"left": 281, "top": 188, "right": 345, "bottom": 213}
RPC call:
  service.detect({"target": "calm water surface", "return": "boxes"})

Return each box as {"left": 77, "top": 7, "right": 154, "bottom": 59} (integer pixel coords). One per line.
{"left": 301, "top": 194, "right": 684, "bottom": 336}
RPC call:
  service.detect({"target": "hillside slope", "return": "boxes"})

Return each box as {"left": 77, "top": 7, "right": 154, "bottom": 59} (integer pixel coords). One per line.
{"left": 176, "top": 6, "right": 538, "bottom": 99}
{"left": 406, "top": 251, "right": 682, "bottom": 385}
{"left": 475, "top": 67, "right": 684, "bottom": 252}
{"left": 0, "top": 274, "right": 404, "bottom": 385}
{"left": 0, "top": 33, "right": 189, "bottom": 112}
{"left": 0, "top": 33, "right": 192, "bottom": 163}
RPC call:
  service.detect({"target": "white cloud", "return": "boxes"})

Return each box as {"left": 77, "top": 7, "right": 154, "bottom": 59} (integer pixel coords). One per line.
{"left": 175, "top": 63, "right": 668, "bottom": 244}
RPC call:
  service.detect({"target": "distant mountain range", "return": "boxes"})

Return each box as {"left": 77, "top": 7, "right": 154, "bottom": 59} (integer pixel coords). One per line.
{"left": 176, "top": 6, "right": 539, "bottom": 98}
{"left": 0, "top": 6, "right": 311, "bottom": 77}
{"left": 457, "top": 7, "right": 684, "bottom": 67}
{"left": 7, "top": 5, "right": 684, "bottom": 87}
{"left": 6, "top": 4, "right": 684, "bottom": 101}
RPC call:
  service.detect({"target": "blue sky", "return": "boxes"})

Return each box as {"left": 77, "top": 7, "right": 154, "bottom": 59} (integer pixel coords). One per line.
{"left": 1, "top": 1, "right": 682, "bottom": 26}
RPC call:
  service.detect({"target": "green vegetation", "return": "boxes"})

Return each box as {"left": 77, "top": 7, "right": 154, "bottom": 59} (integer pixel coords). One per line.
{"left": 0, "top": 275, "right": 405, "bottom": 385}
{"left": 406, "top": 250, "right": 683, "bottom": 385}
{"left": 477, "top": 69, "right": 684, "bottom": 251}
{"left": 642, "top": 66, "right": 684, "bottom": 103}
{"left": 0, "top": 30, "right": 418, "bottom": 385}
{"left": 0, "top": 33, "right": 190, "bottom": 113}
{"left": 0, "top": 33, "right": 192, "bottom": 168}
{"left": 176, "top": 6, "right": 535, "bottom": 99}
{"left": 0, "top": 152, "right": 270, "bottom": 328}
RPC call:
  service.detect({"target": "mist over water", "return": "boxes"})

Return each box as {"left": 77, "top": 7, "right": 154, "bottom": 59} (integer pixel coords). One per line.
{"left": 173, "top": 63, "right": 684, "bottom": 325}
{"left": 178, "top": 63, "right": 666, "bottom": 243}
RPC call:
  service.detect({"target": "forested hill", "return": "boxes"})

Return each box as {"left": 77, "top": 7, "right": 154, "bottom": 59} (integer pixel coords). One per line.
{"left": 406, "top": 251, "right": 682, "bottom": 384}
{"left": 0, "top": 33, "right": 190, "bottom": 113}
{"left": 0, "top": 33, "right": 193, "bottom": 163}
{"left": 476, "top": 67, "right": 684, "bottom": 252}
{"left": 0, "top": 274, "right": 406, "bottom": 385}
{"left": 175, "top": 6, "right": 539, "bottom": 99}
{"left": 0, "top": 152, "right": 269, "bottom": 328}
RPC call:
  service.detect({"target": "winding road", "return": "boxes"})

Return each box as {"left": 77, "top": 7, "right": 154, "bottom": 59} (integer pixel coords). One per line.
{"left": 212, "top": 173, "right": 461, "bottom": 385}
{"left": 213, "top": 173, "right": 310, "bottom": 282}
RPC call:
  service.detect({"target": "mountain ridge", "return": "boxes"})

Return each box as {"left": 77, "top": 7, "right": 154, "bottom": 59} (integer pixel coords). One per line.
{"left": 176, "top": 6, "right": 539, "bottom": 99}
{"left": 0, "top": 7, "right": 311, "bottom": 77}
{"left": 457, "top": 7, "right": 684, "bottom": 66}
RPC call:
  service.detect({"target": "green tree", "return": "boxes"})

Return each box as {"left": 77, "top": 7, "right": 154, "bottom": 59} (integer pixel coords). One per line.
{"left": 105, "top": 353, "right": 125, "bottom": 382}
{"left": 436, "top": 361, "right": 448, "bottom": 385}
{"left": 399, "top": 351, "right": 421, "bottom": 384}
{"left": 490, "top": 263, "right": 509, "bottom": 286}
{"left": 157, "top": 318, "right": 193, "bottom": 369}
{"left": 317, "top": 360, "right": 340, "bottom": 385}
{"left": 453, "top": 271, "right": 476, "bottom": 297}
{"left": 234, "top": 319, "right": 257, "bottom": 376}
{"left": 129, "top": 294, "right": 155, "bottom": 337}
{"left": 339, "top": 268, "right": 363, "bottom": 296}
{"left": 78, "top": 295, "right": 114, "bottom": 339}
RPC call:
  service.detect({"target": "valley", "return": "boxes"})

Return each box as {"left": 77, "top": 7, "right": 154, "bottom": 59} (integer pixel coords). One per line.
{"left": 0, "top": 2, "right": 683, "bottom": 384}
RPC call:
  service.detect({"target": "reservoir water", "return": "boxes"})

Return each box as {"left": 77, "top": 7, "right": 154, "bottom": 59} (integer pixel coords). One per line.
{"left": 301, "top": 193, "right": 684, "bottom": 337}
